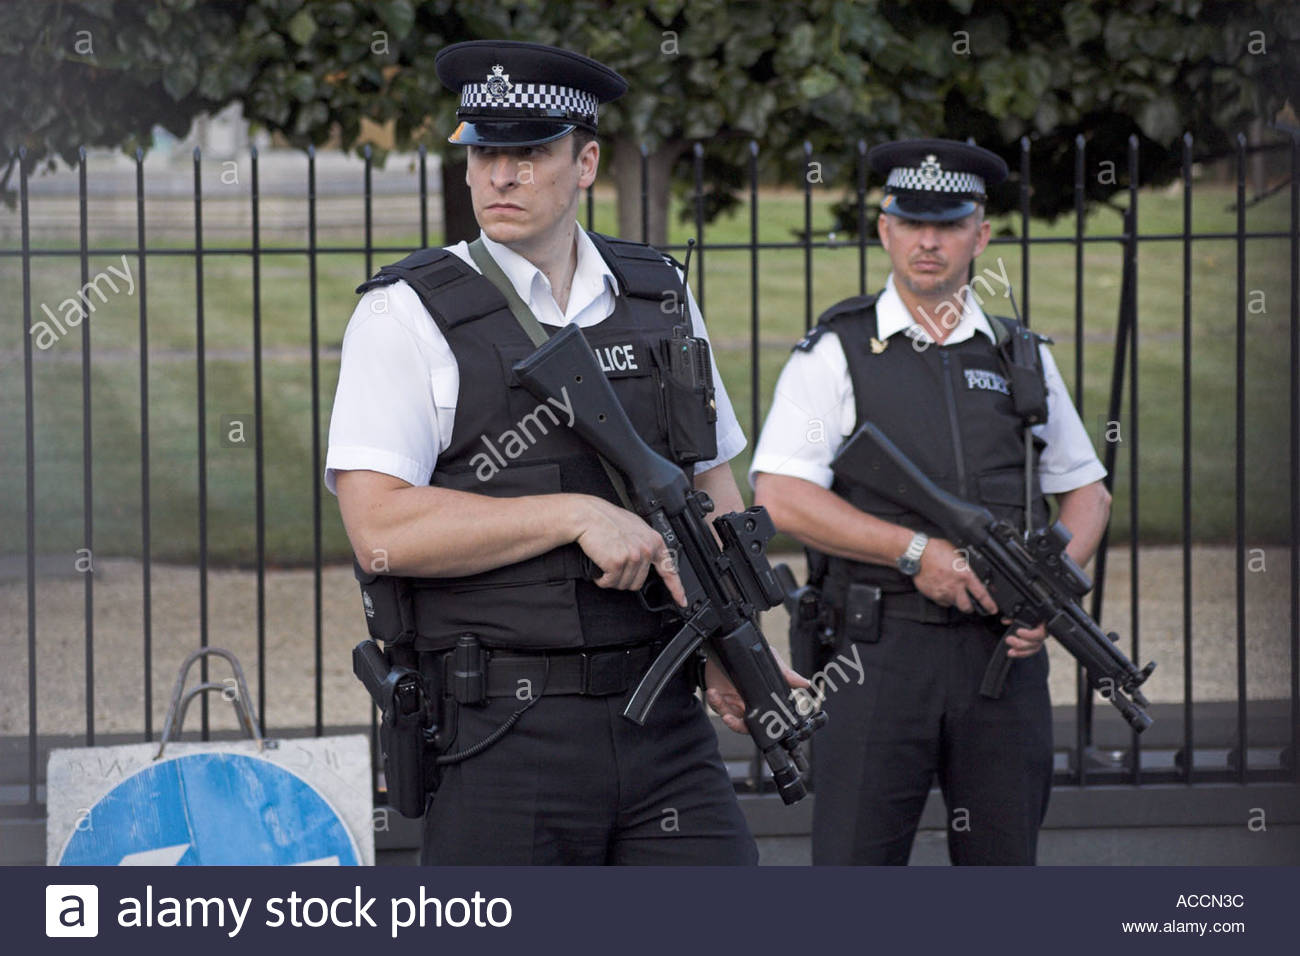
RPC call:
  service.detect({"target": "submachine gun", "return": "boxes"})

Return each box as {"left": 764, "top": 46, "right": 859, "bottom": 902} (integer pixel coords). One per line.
{"left": 832, "top": 421, "right": 1155, "bottom": 733}
{"left": 513, "top": 324, "right": 826, "bottom": 804}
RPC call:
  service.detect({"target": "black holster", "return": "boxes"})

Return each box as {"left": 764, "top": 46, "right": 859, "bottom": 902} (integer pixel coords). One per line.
{"left": 352, "top": 638, "right": 442, "bottom": 818}
{"left": 780, "top": 548, "right": 832, "bottom": 676}
{"left": 784, "top": 552, "right": 836, "bottom": 678}
{"left": 789, "top": 587, "right": 832, "bottom": 678}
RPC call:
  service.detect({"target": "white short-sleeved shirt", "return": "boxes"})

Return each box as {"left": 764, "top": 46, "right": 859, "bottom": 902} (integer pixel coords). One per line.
{"left": 325, "top": 225, "right": 746, "bottom": 493}
{"left": 749, "top": 274, "right": 1106, "bottom": 495}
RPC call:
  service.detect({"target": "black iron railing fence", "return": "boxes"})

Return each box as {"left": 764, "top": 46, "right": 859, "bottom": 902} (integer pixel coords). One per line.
{"left": 2, "top": 131, "right": 1297, "bottom": 819}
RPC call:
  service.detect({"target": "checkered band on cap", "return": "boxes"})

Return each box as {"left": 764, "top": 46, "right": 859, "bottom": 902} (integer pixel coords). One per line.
{"left": 886, "top": 163, "right": 985, "bottom": 197}
{"left": 460, "top": 81, "right": 599, "bottom": 123}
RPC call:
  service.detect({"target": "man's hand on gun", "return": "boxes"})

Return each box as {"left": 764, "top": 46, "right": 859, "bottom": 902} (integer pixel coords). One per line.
{"left": 1003, "top": 621, "right": 1049, "bottom": 658}
{"left": 912, "top": 537, "right": 998, "bottom": 617}
{"left": 573, "top": 495, "right": 687, "bottom": 606}
{"left": 705, "top": 653, "right": 811, "bottom": 735}
{"left": 910, "top": 536, "right": 1047, "bottom": 657}
{"left": 575, "top": 493, "right": 812, "bottom": 736}
{"left": 513, "top": 323, "right": 825, "bottom": 801}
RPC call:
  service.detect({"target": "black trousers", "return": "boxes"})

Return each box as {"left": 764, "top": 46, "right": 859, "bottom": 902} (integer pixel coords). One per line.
{"left": 421, "top": 670, "right": 758, "bottom": 865}
{"left": 811, "top": 616, "right": 1053, "bottom": 865}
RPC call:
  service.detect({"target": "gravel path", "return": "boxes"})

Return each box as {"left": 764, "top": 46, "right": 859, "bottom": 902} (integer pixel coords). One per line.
{"left": 0, "top": 546, "right": 1292, "bottom": 739}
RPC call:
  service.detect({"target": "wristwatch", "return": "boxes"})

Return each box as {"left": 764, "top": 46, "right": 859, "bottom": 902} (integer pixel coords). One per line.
{"left": 895, "top": 532, "right": 929, "bottom": 576}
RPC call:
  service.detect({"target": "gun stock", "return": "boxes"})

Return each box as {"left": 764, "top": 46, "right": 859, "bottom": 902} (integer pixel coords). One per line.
{"left": 832, "top": 422, "right": 994, "bottom": 543}
{"left": 513, "top": 323, "right": 689, "bottom": 515}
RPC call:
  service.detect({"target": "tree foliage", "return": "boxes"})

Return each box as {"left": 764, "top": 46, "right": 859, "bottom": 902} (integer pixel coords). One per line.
{"left": 2, "top": 0, "right": 247, "bottom": 188}
{"left": 3, "top": 0, "right": 1297, "bottom": 230}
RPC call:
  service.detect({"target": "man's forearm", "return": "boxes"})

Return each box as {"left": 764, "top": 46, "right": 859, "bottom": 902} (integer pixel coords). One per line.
{"left": 338, "top": 471, "right": 587, "bottom": 577}
{"left": 753, "top": 472, "right": 913, "bottom": 567}
{"left": 695, "top": 461, "right": 745, "bottom": 517}
{"left": 1054, "top": 480, "right": 1112, "bottom": 570}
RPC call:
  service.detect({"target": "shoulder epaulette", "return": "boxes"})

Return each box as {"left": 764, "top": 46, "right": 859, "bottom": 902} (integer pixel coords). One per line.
{"left": 587, "top": 231, "right": 681, "bottom": 301}
{"left": 816, "top": 292, "right": 880, "bottom": 326}
{"left": 355, "top": 273, "right": 401, "bottom": 295}
{"left": 794, "top": 293, "right": 881, "bottom": 352}
{"left": 354, "top": 246, "right": 461, "bottom": 295}
{"left": 793, "top": 324, "right": 829, "bottom": 352}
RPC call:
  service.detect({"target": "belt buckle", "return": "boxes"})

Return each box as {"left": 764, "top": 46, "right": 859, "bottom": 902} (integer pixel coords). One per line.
{"left": 580, "top": 649, "right": 630, "bottom": 696}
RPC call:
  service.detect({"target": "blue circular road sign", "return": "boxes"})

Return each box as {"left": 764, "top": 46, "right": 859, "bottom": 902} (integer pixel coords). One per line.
{"left": 58, "top": 752, "right": 360, "bottom": 866}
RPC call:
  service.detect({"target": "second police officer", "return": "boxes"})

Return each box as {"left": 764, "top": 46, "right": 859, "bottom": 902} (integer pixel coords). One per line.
{"left": 752, "top": 139, "right": 1112, "bottom": 865}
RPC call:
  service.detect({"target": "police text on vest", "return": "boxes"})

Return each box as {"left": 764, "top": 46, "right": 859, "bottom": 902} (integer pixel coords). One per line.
{"left": 964, "top": 368, "right": 1010, "bottom": 394}
{"left": 595, "top": 343, "right": 638, "bottom": 372}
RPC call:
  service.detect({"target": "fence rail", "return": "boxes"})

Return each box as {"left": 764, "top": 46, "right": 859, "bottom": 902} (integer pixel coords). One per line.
{"left": 2, "top": 131, "right": 1297, "bottom": 819}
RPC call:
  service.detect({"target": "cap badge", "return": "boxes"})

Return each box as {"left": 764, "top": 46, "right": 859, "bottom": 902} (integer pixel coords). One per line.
{"left": 919, "top": 154, "right": 942, "bottom": 187}
{"left": 485, "top": 64, "right": 512, "bottom": 103}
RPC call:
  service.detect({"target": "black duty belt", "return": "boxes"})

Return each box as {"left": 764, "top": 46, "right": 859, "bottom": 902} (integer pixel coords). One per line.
{"left": 825, "top": 588, "right": 988, "bottom": 627}
{"left": 440, "top": 643, "right": 667, "bottom": 700}
{"left": 881, "top": 591, "right": 980, "bottom": 625}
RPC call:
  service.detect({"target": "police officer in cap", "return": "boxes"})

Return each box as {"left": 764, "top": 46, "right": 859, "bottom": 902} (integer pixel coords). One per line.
{"left": 327, "top": 40, "right": 764, "bottom": 864}
{"left": 752, "top": 139, "right": 1111, "bottom": 865}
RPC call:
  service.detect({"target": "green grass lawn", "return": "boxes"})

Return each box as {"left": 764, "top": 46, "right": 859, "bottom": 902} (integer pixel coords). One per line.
{"left": 0, "top": 179, "right": 1292, "bottom": 565}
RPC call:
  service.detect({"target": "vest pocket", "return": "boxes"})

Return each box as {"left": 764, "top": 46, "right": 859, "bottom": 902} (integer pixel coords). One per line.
{"left": 651, "top": 330, "right": 718, "bottom": 465}
{"left": 975, "top": 467, "right": 1027, "bottom": 507}
{"left": 975, "top": 467, "right": 1049, "bottom": 529}
{"left": 842, "top": 583, "right": 883, "bottom": 643}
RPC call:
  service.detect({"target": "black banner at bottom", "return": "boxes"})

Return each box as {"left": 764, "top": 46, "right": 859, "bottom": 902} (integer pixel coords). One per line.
{"left": 10, "top": 865, "right": 1291, "bottom": 954}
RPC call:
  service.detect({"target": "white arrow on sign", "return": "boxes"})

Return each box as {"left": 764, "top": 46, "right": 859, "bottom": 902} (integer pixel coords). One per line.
{"left": 119, "top": 843, "right": 190, "bottom": 866}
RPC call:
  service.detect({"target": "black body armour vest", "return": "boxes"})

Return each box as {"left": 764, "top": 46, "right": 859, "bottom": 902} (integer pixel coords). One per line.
{"left": 803, "top": 294, "right": 1052, "bottom": 599}
{"left": 355, "top": 234, "right": 716, "bottom": 651}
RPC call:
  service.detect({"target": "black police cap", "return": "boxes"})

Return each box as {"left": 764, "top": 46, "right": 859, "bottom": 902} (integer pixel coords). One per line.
{"left": 435, "top": 40, "right": 627, "bottom": 147}
{"left": 868, "top": 138, "right": 1008, "bottom": 221}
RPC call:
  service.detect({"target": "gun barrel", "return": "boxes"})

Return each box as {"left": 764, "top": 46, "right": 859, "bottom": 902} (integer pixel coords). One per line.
{"left": 974, "top": 533, "right": 1155, "bottom": 731}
